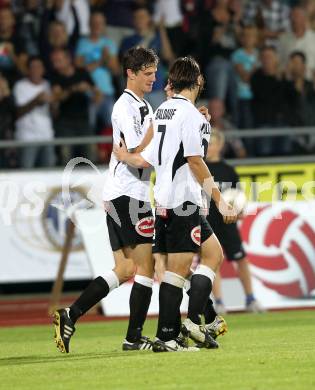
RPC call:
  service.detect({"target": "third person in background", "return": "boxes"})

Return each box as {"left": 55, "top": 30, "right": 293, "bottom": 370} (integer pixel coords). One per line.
{"left": 205, "top": 128, "right": 265, "bottom": 314}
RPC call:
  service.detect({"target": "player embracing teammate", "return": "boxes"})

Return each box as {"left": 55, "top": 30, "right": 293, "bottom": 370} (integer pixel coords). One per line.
{"left": 53, "top": 47, "right": 159, "bottom": 353}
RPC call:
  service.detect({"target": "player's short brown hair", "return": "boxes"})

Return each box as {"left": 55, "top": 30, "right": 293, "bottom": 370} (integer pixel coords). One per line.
{"left": 168, "top": 56, "right": 202, "bottom": 93}
{"left": 122, "top": 46, "right": 159, "bottom": 76}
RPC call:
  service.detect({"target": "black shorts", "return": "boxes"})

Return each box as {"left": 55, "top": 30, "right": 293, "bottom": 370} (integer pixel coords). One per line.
{"left": 105, "top": 196, "right": 154, "bottom": 251}
{"left": 200, "top": 215, "right": 214, "bottom": 244}
{"left": 152, "top": 202, "right": 202, "bottom": 254}
{"left": 207, "top": 216, "right": 246, "bottom": 261}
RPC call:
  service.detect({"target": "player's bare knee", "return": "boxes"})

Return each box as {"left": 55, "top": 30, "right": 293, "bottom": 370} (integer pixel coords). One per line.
{"left": 211, "top": 247, "right": 224, "bottom": 270}
{"left": 114, "top": 259, "right": 136, "bottom": 283}
{"left": 124, "top": 259, "right": 137, "bottom": 280}
{"left": 168, "top": 262, "right": 191, "bottom": 278}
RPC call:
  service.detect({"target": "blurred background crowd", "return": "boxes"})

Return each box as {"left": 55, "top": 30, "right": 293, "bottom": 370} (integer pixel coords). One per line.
{"left": 1, "top": 0, "right": 315, "bottom": 168}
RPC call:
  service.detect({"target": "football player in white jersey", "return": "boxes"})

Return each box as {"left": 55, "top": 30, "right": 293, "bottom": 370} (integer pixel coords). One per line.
{"left": 53, "top": 47, "right": 158, "bottom": 354}
{"left": 114, "top": 57, "right": 237, "bottom": 351}
{"left": 152, "top": 83, "right": 228, "bottom": 345}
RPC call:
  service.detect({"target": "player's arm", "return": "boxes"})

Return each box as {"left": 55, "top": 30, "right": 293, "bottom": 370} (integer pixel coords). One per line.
{"left": 181, "top": 111, "right": 236, "bottom": 222}
{"left": 131, "top": 125, "right": 153, "bottom": 153}
{"left": 113, "top": 140, "right": 151, "bottom": 168}
{"left": 198, "top": 106, "right": 211, "bottom": 122}
{"left": 187, "top": 156, "right": 237, "bottom": 224}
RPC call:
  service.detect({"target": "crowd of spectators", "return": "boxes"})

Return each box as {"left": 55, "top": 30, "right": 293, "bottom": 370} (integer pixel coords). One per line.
{"left": 1, "top": 0, "right": 315, "bottom": 168}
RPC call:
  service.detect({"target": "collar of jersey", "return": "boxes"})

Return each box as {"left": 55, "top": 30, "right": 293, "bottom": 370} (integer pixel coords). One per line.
{"left": 124, "top": 89, "right": 143, "bottom": 103}
{"left": 172, "top": 94, "right": 191, "bottom": 103}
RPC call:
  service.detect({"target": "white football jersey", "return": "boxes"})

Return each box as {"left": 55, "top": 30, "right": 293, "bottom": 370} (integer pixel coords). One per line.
{"left": 141, "top": 95, "right": 211, "bottom": 208}
{"left": 103, "top": 89, "right": 154, "bottom": 202}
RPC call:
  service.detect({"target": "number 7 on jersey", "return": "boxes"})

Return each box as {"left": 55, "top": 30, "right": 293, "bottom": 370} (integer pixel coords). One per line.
{"left": 158, "top": 124, "right": 166, "bottom": 165}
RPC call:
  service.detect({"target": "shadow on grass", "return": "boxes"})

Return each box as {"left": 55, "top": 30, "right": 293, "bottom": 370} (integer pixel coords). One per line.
{"left": 0, "top": 350, "right": 153, "bottom": 367}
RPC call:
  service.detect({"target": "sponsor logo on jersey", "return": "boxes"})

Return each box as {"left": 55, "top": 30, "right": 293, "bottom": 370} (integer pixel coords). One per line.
{"left": 132, "top": 116, "right": 142, "bottom": 136}
{"left": 191, "top": 225, "right": 201, "bottom": 246}
{"left": 135, "top": 217, "right": 154, "bottom": 237}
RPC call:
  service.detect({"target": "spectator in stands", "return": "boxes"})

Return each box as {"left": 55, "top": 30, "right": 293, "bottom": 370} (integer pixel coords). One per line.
{"left": 120, "top": 5, "right": 174, "bottom": 109}
{"left": 242, "top": 0, "right": 290, "bottom": 46}
{"left": 0, "top": 73, "right": 16, "bottom": 168}
{"left": 55, "top": 0, "right": 90, "bottom": 37}
{"left": 50, "top": 48, "right": 99, "bottom": 163}
{"left": 153, "top": 0, "right": 183, "bottom": 57}
{"left": 283, "top": 51, "right": 315, "bottom": 151}
{"left": 16, "top": 0, "right": 42, "bottom": 56}
{"left": 39, "top": 1, "right": 80, "bottom": 72}
{"left": 278, "top": 6, "right": 315, "bottom": 81}
{"left": 75, "top": 11, "right": 119, "bottom": 132}
{"left": 208, "top": 98, "right": 247, "bottom": 158}
{"left": 250, "top": 46, "right": 291, "bottom": 156}
{"left": 13, "top": 56, "right": 55, "bottom": 169}
{"left": 231, "top": 25, "right": 259, "bottom": 129}
{"left": 103, "top": 0, "right": 136, "bottom": 48}
{"left": 0, "top": 7, "right": 27, "bottom": 85}
{"left": 41, "top": 19, "right": 79, "bottom": 76}
{"left": 202, "top": 0, "right": 241, "bottom": 126}
{"left": 206, "top": 128, "right": 264, "bottom": 314}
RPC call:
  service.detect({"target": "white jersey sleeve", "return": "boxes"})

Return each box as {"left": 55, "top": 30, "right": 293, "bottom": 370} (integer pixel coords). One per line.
{"left": 141, "top": 138, "right": 155, "bottom": 166}
{"left": 182, "top": 111, "right": 203, "bottom": 158}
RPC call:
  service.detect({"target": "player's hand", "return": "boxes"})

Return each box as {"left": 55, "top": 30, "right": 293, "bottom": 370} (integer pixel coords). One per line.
{"left": 113, "top": 139, "right": 128, "bottom": 162}
{"left": 198, "top": 106, "right": 211, "bottom": 122}
{"left": 216, "top": 199, "right": 238, "bottom": 224}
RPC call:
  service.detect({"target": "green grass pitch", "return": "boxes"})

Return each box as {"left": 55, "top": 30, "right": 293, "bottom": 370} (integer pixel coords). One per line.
{"left": 0, "top": 310, "right": 314, "bottom": 390}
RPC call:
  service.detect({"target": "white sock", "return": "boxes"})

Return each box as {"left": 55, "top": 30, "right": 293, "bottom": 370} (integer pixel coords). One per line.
{"left": 163, "top": 271, "right": 186, "bottom": 288}
{"left": 194, "top": 264, "right": 216, "bottom": 284}
{"left": 134, "top": 274, "right": 154, "bottom": 288}
{"left": 103, "top": 270, "right": 119, "bottom": 292}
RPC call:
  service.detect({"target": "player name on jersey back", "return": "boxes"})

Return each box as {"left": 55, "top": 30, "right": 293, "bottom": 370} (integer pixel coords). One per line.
{"left": 155, "top": 108, "right": 177, "bottom": 120}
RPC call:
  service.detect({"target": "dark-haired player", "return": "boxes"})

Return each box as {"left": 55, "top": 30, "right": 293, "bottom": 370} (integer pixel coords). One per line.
{"left": 152, "top": 83, "right": 228, "bottom": 343}
{"left": 53, "top": 47, "right": 158, "bottom": 353}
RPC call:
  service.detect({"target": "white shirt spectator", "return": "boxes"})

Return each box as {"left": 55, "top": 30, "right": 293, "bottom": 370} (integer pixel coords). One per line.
{"left": 56, "top": 0, "right": 90, "bottom": 36}
{"left": 242, "top": 0, "right": 290, "bottom": 46}
{"left": 154, "top": 0, "right": 183, "bottom": 28}
{"left": 13, "top": 79, "right": 54, "bottom": 141}
{"left": 278, "top": 29, "right": 315, "bottom": 80}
